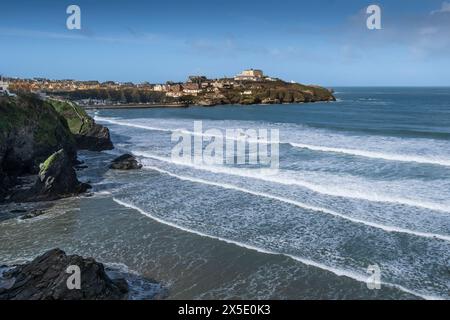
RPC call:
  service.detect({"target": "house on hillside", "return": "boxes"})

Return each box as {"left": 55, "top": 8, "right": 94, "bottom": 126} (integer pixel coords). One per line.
{"left": 234, "top": 69, "right": 264, "bottom": 81}
{"left": 0, "top": 76, "right": 15, "bottom": 96}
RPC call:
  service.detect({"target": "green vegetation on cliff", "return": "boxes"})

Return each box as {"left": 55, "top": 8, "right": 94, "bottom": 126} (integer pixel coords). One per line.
{"left": 199, "top": 81, "right": 335, "bottom": 105}
{"left": 0, "top": 94, "right": 76, "bottom": 174}
{"left": 0, "top": 94, "right": 111, "bottom": 201}
{"left": 39, "top": 149, "right": 63, "bottom": 176}
{"left": 47, "top": 99, "right": 93, "bottom": 135}
{"left": 47, "top": 99, "right": 113, "bottom": 151}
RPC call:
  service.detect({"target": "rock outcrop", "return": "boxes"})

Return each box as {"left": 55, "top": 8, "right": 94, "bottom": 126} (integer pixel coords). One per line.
{"left": 0, "top": 95, "right": 111, "bottom": 202}
{"left": 110, "top": 154, "right": 142, "bottom": 170}
{"left": 74, "top": 123, "right": 113, "bottom": 151}
{"left": 48, "top": 99, "right": 113, "bottom": 151}
{"left": 190, "top": 81, "right": 335, "bottom": 106}
{"left": 31, "top": 150, "right": 89, "bottom": 201}
{"left": 0, "top": 95, "right": 76, "bottom": 177}
{"left": 11, "top": 149, "right": 90, "bottom": 202}
{"left": 0, "top": 248, "right": 129, "bottom": 300}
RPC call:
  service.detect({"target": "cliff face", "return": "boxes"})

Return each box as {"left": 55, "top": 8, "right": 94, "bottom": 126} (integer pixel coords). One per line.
{"left": 0, "top": 95, "right": 113, "bottom": 202}
{"left": 48, "top": 99, "right": 113, "bottom": 151}
{"left": 0, "top": 95, "right": 76, "bottom": 176}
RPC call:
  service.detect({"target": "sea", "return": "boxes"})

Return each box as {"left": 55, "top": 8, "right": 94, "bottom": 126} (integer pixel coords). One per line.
{"left": 1, "top": 87, "right": 449, "bottom": 299}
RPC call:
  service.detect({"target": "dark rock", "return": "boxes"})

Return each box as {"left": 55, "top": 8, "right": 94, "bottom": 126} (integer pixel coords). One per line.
{"left": 19, "top": 209, "right": 46, "bottom": 220}
{"left": 0, "top": 248, "right": 129, "bottom": 300}
{"left": 74, "top": 123, "right": 114, "bottom": 151}
{"left": 110, "top": 154, "right": 142, "bottom": 170}
{"left": 34, "top": 149, "right": 91, "bottom": 199}
{"left": 0, "top": 95, "right": 78, "bottom": 202}
{"left": 0, "top": 170, "right": 8, "bottom": 200}
{"left": 73, "top": 159, "right": 84, "bottom": 166}
{"left": 13, "top": 149, "right": 90, "bottom": 202}
{"left": 10, "top": 209, "right": 27, "bottom": 214}
{"left": 0, "top": 95, "right": 77, "bottom": 176}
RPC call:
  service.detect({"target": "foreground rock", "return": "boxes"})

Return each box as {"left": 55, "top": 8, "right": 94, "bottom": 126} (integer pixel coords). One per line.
{"left": 13, "top": 149, "right": 90, "bottom": 201}
{"left": 110, "top": 154, "right": 142, "bottom": 170}
{"left": 48, "top": 99, "right": 113, "bottom": 151}
{"left": 0, "top": 248, "right": 128, "bottom": 300}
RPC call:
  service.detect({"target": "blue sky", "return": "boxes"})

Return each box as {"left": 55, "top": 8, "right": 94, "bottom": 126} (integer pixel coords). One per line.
{"left": 1, "top": 0, "right": 450, "bottom": 86}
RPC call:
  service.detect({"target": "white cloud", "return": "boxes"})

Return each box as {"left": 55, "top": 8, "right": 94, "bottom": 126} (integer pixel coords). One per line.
{"left": 431, "top": 1, "right": 450, "bottom": 14}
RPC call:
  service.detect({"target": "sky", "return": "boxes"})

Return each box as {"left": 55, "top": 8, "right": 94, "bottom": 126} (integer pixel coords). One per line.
{"left": 1, "top": 0, "right": 450, "bottom": 86}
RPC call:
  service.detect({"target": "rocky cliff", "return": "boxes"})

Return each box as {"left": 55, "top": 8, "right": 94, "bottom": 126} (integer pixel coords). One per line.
{"left": 0, "top": 94, "right": 113, "bottom": 202}
{"left": 0, "top": 95, "right": 76, "bottom": 175}
{"left": 193, "top": 81, "right": 336, "bottom": 106}
{"left": 48, "top": 99, "right": 113, "bottom": 151}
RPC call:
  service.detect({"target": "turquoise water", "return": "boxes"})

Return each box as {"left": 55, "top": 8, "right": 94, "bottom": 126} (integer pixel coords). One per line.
{"left": 1, "top": 87, "right": 449, "bottom": 299}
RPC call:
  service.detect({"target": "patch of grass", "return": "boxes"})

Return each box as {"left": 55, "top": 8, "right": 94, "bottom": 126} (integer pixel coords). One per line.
{"left": 47, "top": 99, "right": 95, "bottom": 135}
{"left": 39, "top": 149, "right": 63, "bottom": 175}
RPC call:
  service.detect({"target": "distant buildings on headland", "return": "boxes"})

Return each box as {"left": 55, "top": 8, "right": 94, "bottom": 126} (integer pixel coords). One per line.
{"left": 1, "top": 70, "right": 337, "bottom": 106}
{"left": 5, "top": 69, "right": 281, "bottom": 98}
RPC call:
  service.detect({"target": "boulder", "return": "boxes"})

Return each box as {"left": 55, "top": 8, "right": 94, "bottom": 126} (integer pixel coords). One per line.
{"left": 14, "top": 149, "right": 90, "bottom": 201}
{"left": 74, "top": 123, "right": 114, "bottom": 151}
{"left": 34, "top": 149, "right": 90, "bottom": 199}
{"left": 0, "top": 248, "right": 128, "bottom": 300}
{"left": 110, "top": 154, "right": 142, "bottom": 170}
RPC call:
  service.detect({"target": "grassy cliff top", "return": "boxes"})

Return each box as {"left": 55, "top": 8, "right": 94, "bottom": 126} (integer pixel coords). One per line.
{"left": 0, "top": 95, "right": 75, "bottom": 148}
{"left": 47, "top": 99, "right": 94, "bottom": 135}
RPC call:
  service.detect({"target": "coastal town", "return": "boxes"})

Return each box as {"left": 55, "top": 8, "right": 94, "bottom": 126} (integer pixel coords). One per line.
{"left": 2, "top": 69, "right": 335, "bottom": 107}
{"left": 5, "top": 69, "right": 274, "bottom": 93}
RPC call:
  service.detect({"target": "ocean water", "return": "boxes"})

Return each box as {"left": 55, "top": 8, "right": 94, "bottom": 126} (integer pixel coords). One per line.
{"left": 1, "top": 87, "right": 449, "bottom": 299}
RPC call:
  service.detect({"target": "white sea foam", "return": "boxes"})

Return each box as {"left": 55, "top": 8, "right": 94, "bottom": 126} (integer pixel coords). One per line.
{"left": 95, "top": 117, "right": 174, "bottom": 133}
{"left": 96, "top": 116, "right": 450, "bottom": 167}
{"left": 113, "top": 198, "right": 442, "bottom": 300}
{"left": 133, "top": 151, "right": 450, "bottom": 213}
{"left": 91, "top": 190, "right": 112, "bottom": 198}
{"left": 290, "top": 143, "right": 450, "bottom": 167}
{"left": 141, "top": 164, "right": 450, "bottom": 241}
{"left": 95, "top": 116, "right": 270, "bottom": 144}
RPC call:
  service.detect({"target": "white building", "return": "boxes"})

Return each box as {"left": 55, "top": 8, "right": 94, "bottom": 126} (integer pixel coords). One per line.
{"left": 234, "top": 69, "right": 264, "bottom": 81}
{"left": 0, "top": 77, "right": 13, "bottom": 96}
{"left": 0, "top": 78, "right": 9, "bottom": 92}
{"left": 153, "top": 84, "right": 169, "bottom": 92}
